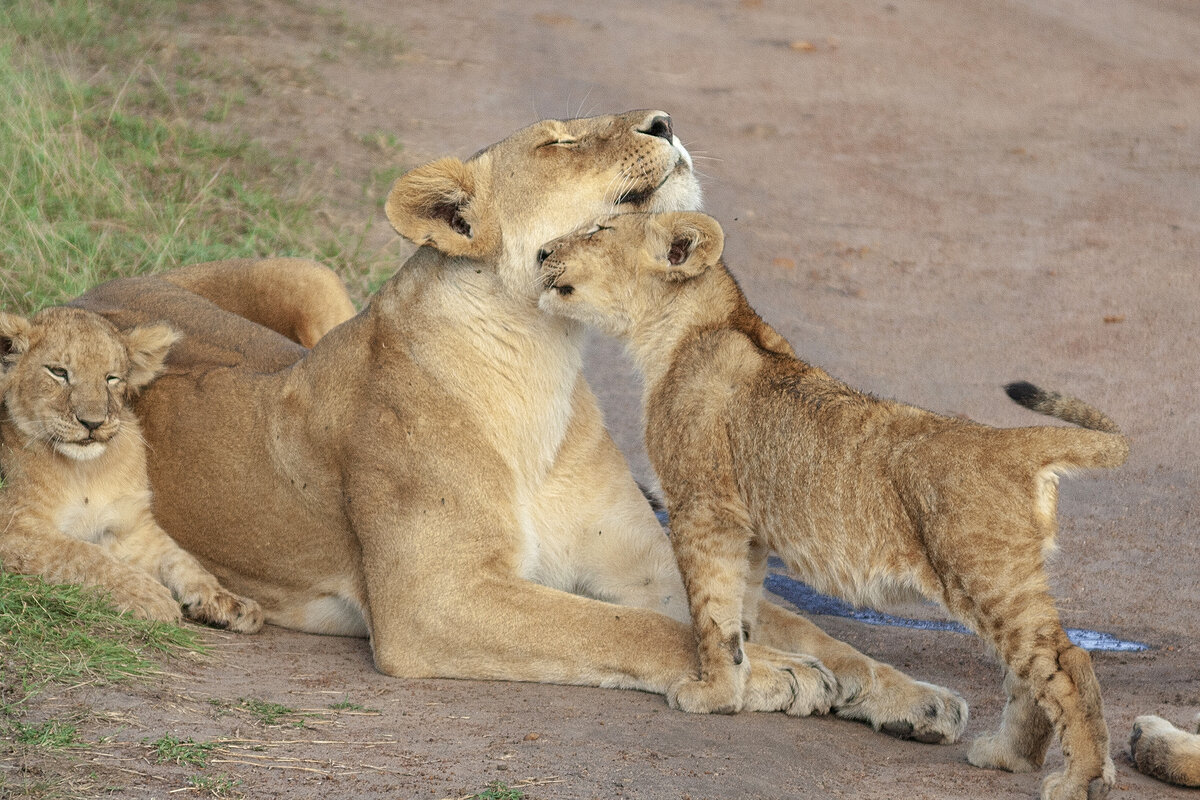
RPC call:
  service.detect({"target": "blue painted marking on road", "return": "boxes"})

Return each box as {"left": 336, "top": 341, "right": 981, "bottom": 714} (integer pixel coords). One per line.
{"left": 763, "top": 572, "right": 1148, "bottom": 653}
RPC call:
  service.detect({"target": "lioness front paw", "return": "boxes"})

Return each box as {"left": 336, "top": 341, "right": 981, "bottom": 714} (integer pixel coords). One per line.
{"left": 836, "top": 678, "right": 968, "bottom": 745}
{"left": 112, "top": 577, "right": 182, "bottom": 624}
{"left": 667, "top": 666, "right": 746, "bottom": 715}
{"left": 741, "top": 650, "right": 837, "bottom": 716}
{"left": 181, "top": 587, "right": 264, "bottom": 633}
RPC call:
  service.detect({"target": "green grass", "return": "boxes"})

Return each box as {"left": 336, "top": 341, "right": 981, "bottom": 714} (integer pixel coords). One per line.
{"left": 188, "top": 774, "right": 241, "bottom": 798}
{"left": 0, "top": 571, "right": 203, "bottom": 715}
{"left": 237, "top": 697, "right": 298, "bottom": 726}
{"left": 150, "top": 732, "right": 219, "bottom": 767}
{"left": 0, "top": 0, "right": 388, "bottom": 315}
{"left": 12, "top": 719, "right": 80, "bottom": 749}
{"left": 468, "top": 783, "right": 526, "bottom": 800}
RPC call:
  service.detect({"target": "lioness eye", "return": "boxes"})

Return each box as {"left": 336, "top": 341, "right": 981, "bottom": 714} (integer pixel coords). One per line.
{"left": 106, "top": 375, "right": 121, "bottom": 385}
{"left": 46, "top": 366, "right": 68, "bottom": 381}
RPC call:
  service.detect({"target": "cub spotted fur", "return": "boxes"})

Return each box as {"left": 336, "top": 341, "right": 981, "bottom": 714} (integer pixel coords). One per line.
{"left": 537, "top": 211, "right": 1129, "bottom": 800}
{"left": 0, "top": 307, "right": 262, "bottom": 632}
{"left": 1130, "top": 713, "right": 1200, "bottom": 788}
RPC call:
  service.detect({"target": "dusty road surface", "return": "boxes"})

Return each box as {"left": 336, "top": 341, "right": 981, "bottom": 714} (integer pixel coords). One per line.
{"left": 23, "top": 1, "right": 1200, "bottom": 798}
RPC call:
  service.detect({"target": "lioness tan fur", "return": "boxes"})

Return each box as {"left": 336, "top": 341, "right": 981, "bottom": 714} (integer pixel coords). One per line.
{"left": 537, "top": 211, "right": 1131, "bottom": 800}
{"left": 72, "top": 112, "right": 968, "bottom": 738}
{"left": 1130, "top": 713, "right": 1200, "bottom": 788}
{"left": 0, "top": 307, "right": 262, "bottom": 631}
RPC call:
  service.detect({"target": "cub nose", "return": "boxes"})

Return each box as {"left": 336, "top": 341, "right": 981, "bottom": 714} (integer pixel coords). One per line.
{"left": 77, "top": 416, "right": 103, "bottom": 432}
{"left": 537, "top": 248, "right": 552, "bottom": 265}
{"left": 641, "top": 114, "right": 673, "bottom": 142}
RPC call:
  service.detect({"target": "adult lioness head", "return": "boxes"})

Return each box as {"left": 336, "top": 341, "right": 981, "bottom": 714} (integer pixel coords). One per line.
{"left": 384, "top": 110, "right": 701, "bottom": 297}
{"left": 0, "top": 307, "right": 178, "bottom": 461}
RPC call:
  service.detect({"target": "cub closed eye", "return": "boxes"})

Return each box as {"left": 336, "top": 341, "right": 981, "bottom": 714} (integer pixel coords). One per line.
{"left": 45, "top": 366, "right": 68, "bottom": 381}
{"left": 539, "top": 139, "right": 578, "bottom": 148}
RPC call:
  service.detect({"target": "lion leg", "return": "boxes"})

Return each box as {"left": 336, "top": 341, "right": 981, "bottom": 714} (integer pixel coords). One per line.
{"left": 664, "top": 506, "right": 755, "bottom": 715}
{"left": 740, "top": 536, "right": 770, "bottom": 641}
{"left": 0, "top": 514, "right": 179, "bottom": 623}
{"left": 955, "top": 580, "right": 1112, "bottom": 800}
{"left": 1130, "top": 714, "right": 1200, "bottom": 788}
{"left": 968, "top": 666, "right": 1054, "bottom": 773}
{"left": 111, "top": 511, "right": 263, "bottom": 633}
{"left": 164, "top": 258, "right": 356, "bottom": 347}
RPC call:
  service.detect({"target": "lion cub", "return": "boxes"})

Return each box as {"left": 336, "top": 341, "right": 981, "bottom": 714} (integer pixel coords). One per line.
{"left": 0, "top": 307, "right": 262, "bottom": 632}
{"left": 538, "top": 211, "right": 1128, "bottom": 800}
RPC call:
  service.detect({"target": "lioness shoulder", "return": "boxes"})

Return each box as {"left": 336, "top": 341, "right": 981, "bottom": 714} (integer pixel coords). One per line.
{"left": 0, "top": 306, "right": 261, "bottom": 632}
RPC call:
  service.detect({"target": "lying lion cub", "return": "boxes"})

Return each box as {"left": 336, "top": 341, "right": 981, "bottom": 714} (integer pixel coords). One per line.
{"left": 1130, "top": 713, "right": 1200, "bottom": 788}
{"left": 538, "top": 211, "right": 1129, "bottom": 800}
{"left": 0, "top": 307, "right": 262, "bottom": 632}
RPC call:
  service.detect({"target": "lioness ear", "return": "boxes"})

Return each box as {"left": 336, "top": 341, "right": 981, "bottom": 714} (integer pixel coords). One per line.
{"left": 384, "top": 157, "right": 500, "bottom": 260}
{"left": 0, "top": 312, "right": 32, "bottom": 369}
{"left": 123, "top": 323, "right": 181, "bottom": 390}
{"left": 659, "top": 212, "right": 725, "bottom": 282}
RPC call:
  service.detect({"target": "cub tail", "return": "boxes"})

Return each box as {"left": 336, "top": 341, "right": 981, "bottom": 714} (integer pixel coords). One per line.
{"left": 1005, "top": 380, "right": 1122, "bottom": 434}
{"left": 1004, "top": 381, "right": 1129, "bottom": 470}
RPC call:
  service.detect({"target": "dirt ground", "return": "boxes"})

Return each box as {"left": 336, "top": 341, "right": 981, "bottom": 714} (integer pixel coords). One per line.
{"left": 13, "top": 1, "right": 1200, "bottom": 798}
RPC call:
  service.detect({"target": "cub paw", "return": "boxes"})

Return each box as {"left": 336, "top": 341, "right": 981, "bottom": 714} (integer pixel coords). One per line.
{"left": 112, "top": 577, "right": 182, "bottom": 624}
{"left": 1040, "top": 759, "right": 1114, "bottom": 800}
{"left": 968, "top": 732, "right": 1043, "bottom": 773}
{"left": 836, "top": 678, "right": 968, "bottom": 745}
{"left": 741, "top": 650, "right": 837, "bottom": 716}
{"left": 667, "top": 669, "right": 745, "bottom": 715}
{"left": 181, "top": 587, "right": 264, "bottom": 633}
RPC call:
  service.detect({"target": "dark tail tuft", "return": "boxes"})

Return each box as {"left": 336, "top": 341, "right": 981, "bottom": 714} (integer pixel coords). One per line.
{"left": 1004, "top": 380, "right": 1042, "bottom": 409}
{"left": 1004, "top": 380, "right": 1123, "bottom": 435}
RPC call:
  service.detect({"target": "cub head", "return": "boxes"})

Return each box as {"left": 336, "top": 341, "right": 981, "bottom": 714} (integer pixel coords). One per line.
{"left": 536, "top": 211, "right": 725, "bottom": 337}
{"left": 0, "top": 307, "right": 180, "bottom": 461}
{"left": 384, "top": 110, "right": 701, "bottom": 298}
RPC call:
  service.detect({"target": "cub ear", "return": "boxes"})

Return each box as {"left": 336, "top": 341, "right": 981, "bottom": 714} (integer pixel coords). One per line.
{"left": 123, "top": 323, "right": 181, "bottom": 390}
{"left": 0, "top": 312, "right": 32, "bottom": 368}
{"left": 658, "top": 212, "right": 725, "bottom": 282}
{"left": 384, "top": 157, "right": 500, "bottom": 260}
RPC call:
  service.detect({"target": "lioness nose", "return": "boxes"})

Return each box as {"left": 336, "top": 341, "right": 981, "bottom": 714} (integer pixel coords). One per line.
{"left": 77, "top": 416, "right": 103, "bottom": 432}
{"left": 537, "top": 248, "right": 551, "bottom": 265}
{"left": 641, "top": 115, "right": 673, "bottom": 142}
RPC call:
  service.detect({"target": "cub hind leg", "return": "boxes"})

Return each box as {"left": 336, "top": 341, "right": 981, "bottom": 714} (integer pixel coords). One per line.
{"left": 954, "top": 577, "right": 1113, "bottom": 800}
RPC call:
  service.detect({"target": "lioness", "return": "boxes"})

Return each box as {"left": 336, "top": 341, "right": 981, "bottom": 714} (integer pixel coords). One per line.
{"left": 536, "top": 211, "right": 1129, "bottom": 800}
{"left": 1130, "top": 714, "right": 1200, "bottom": 788}
{"left": 72, "top": 112, "right": 964, "bottom": 737}
{"left": 0, "top": 307, "right": 262, "bottom": 632}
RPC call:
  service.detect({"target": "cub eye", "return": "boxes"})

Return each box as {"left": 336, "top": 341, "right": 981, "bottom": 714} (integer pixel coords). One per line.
{"left": 539, "top": 139, "right": 578, "bottom": 148}
{"left": 45, "top": 366, "right": 68, "bottom": 381}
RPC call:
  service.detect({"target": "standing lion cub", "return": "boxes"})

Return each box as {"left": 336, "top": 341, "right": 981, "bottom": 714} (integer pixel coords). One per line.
{"left": 537, "top": 211, "right": 1129, "bottom": 800}
{"left": 0, "top": 306, "right": 262, "bottom": 632}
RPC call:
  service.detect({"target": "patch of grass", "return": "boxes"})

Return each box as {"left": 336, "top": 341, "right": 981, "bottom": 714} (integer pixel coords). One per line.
{"left": 468, "top": 783, "right": 526, "bottom": 800}
{"left": 188, "top": 774, "right": 241, "bottom": 798}
{"left": 237, "top": 697, "right": 297, "bottom": 726}
{"left": 12, "top": 719, "right": 80, "bottom": 749}
{"left": 150, "top": 732, "right": 219, "bottom": 767}
{"left": 0, "top": 0, "right": 389, "bottom": 315}
{"left": 0, "top": 571, "right": 202, "bottom": 714}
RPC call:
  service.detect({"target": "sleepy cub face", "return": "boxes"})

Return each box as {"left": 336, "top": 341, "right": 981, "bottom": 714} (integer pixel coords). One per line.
{"left": 536, "top": 211, "right": 725, "bottom": 336}
{"left": 0, "top": 307, "right": 179, "bottom": 461}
